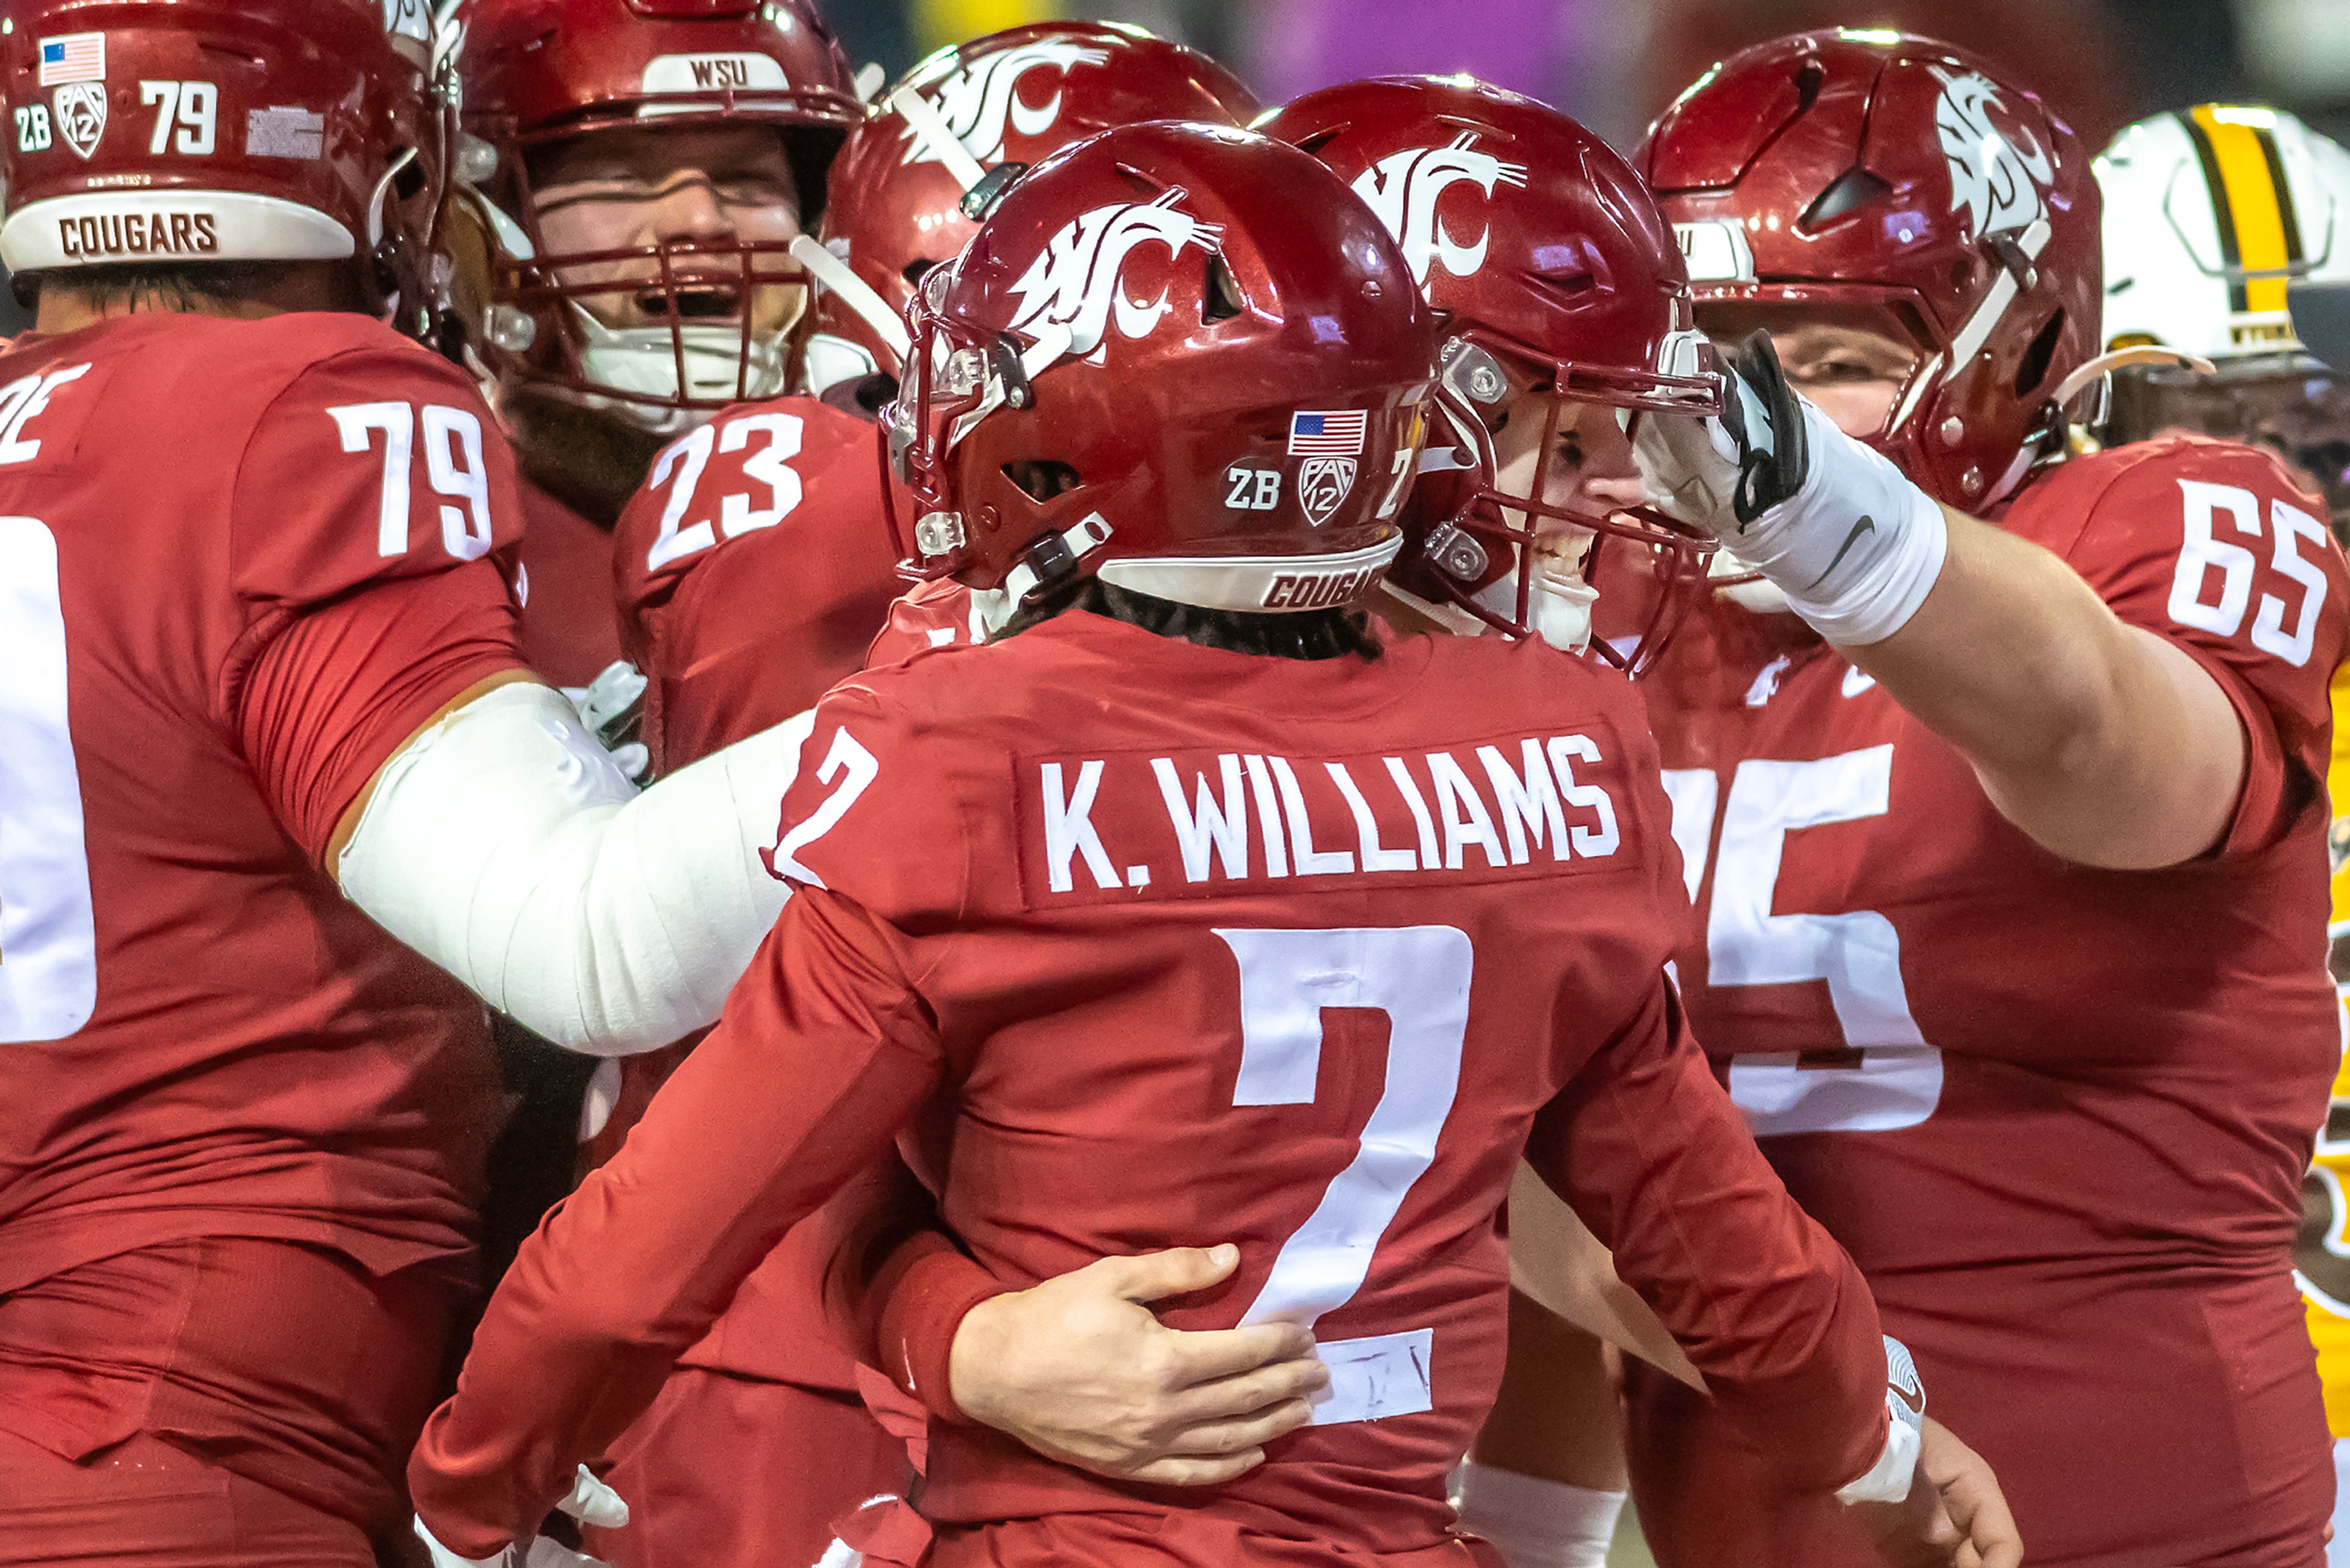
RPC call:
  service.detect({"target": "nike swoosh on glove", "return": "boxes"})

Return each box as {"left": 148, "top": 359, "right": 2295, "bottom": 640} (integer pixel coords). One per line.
{"left": 414, "top": 1465, "right": 629, "bottom": 1568}
{"left": 1632, "top": 332, "right": 1947, "bottom": 646}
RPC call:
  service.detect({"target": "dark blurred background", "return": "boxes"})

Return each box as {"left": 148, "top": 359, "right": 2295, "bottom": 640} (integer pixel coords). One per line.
{"left": 1, "top": 0, "right": 2314, "bottom": 337}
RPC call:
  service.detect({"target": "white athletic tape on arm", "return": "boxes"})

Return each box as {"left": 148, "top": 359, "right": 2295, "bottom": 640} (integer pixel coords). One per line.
{"left": 1455, "top": 1463, "right": 1626, "bottom": 1568}
{"left": 338, "top": 682, "right": 805, "bottom": 1056}
{"left": 1760, "top": 403, "right": 1950, "bottom": 646}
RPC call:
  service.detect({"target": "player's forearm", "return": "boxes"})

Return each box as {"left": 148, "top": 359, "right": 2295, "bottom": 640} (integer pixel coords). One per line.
{"left": 811, "top": 1156, "right": 1002, "bottom": 1419}
{"left": 1845, "top": 510, "right": 2244, "bottom": 868}
{"left": 409, "top": 900, "right": 946, "bottom": 1550}
{"left": 335, "top": 683, "right": 808, "bottom": 1054}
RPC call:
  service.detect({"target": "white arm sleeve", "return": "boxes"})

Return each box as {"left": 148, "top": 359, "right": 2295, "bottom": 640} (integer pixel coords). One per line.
{"left": 337, "top": 682, "right": 808, "bottom": 1057}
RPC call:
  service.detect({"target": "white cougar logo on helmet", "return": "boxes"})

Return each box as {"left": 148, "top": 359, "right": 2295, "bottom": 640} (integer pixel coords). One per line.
{"left": 903, "top": 41, "right": 1115, "bottom": 168}
{"left": 1349, "top": 132, "right": 1529, "bottom": 284}
{"left": 1007, "top": 190, "right": 1223, "bottom": 358}
{"left": 1931, "top": 67, "right": 2055, "bottom": 239}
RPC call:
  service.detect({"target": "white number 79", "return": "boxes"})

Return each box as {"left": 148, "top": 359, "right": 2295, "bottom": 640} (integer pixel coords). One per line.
{"left": 330, "top": 402, "right": 496, "bottom": 562}
{"left": 140, "top": 80, "right": 217, "bottom": 157}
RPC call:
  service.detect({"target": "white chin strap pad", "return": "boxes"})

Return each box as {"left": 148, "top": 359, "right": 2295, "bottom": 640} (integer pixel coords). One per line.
{"left": 338, "top": 682, "right": 802, "bottom": 1057}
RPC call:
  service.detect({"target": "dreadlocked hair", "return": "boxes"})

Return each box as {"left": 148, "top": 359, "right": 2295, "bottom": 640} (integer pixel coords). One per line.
{"left": 1000, "top": 577, "right": 1384, "bottom": 662}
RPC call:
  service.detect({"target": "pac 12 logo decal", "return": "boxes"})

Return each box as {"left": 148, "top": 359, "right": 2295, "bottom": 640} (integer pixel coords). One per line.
{"left": 1349, "top": 132, "right": 1530, "bottom": 285}
{"left": 1288, "top": 409, "right": 1369, "bottom": 527}
{"left": 1930, "top": 66, "right": 2055, "bottom": 239}
{"left": 1006, "top": 189, "right": 1223, "bottom": 360}
{"left": 903, "top": 40, "right": 1114, "bottom": 168}
{"left": 51, "top": 83, "right": 106, "bottom": 160}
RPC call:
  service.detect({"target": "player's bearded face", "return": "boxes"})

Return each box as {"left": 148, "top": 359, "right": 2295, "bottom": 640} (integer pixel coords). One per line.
{"left": 528, "top": 126, "right": 808, "bottom": 340}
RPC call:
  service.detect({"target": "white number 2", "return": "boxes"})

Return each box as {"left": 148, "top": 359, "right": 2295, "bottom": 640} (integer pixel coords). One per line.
{"left": 2171, "top": 478, "right": 2329, "bottom": 667}
{"left": 646, "top": 413, "right": 805, "bottom": 572}
{"left": 1217, "top": 925, "right": 1471, "bottom": 1426}
{"left": 1668, "top": 747, "right": 1942, "bottom": 1137}
{"left": 770, "top": 718, "right": 873, "bottom": 890}
{"left": 0, "top": 517, "right": 97, "bottom": 1044}
{"left": 140, "top": 80, "right": 217, "bottom": 156}
{"left": 330, "top": 402, "right": 495, "bottom": 562}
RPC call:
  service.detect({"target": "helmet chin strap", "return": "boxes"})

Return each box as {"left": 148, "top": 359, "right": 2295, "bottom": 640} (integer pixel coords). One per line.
{"left": 1470, "top": 565, "right": 1595, "bottom": 654}
{"left": 889, "top": 84, "right": 991, "bottom": 195}
{"left": 565, "top": 301, "right": 792, "bottom": 435}
{"left": 788, "top": 233, "right": 911, "bottom": 362}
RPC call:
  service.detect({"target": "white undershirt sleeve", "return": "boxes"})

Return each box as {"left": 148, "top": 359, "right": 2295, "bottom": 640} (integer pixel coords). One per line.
{"left": 337, "top": 681, "right": 807, "bottom": 1056}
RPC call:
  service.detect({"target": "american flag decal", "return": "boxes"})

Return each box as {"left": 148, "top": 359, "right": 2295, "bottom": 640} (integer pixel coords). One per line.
{"left": 1288, "top": 409, "right": 1368, "bottom": 457}
{"left": 38, "top": 34, "right": 106, "bottom": 87}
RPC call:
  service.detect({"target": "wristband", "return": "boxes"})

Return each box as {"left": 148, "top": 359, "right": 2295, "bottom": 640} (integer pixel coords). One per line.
{"left": 1834, "top": 1335, "right": 1927, "bottom": 1506}
{"left": 1456, "top": 1462, "right": 1627, "bottom": 1568}
{"left": 1736, "top": 401, "right": 1949, "bottom": 647}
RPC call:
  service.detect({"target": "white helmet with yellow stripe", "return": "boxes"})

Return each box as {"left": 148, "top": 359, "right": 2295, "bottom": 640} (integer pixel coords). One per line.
{"left": 2095, "top": 105, "right": 2350, "bottom": 528}
{"left": 2098, "top": 104, "right": 2350, "bottom": 358}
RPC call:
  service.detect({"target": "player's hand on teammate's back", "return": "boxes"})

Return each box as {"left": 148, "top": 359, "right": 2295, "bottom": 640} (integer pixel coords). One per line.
{"left": 1847, "top": 1418, "right": 2021, "bottom": 1568}
{"left": 949, "top": 1244, "right": 1329, "bottom": 1485}
{"left": 1916, "top": 1417, "right": 2023, "bottom": 1568}
{"left": 1846, "top": 1452, "right": 1964, "bottom": 1568}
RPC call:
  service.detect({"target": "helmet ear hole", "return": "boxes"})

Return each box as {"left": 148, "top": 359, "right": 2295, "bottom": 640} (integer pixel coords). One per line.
{"left": 1004, "top": 460, "right": 1081, "bottom": 502}
{"left": 1204, "top": 254, "right": 1247, "bottom": 324}
{"left": 2015, "top": 310, "right": 2065, "bottom": 398}
{"left": 1800, "top": 167, "right": 1891, "bottom": 231}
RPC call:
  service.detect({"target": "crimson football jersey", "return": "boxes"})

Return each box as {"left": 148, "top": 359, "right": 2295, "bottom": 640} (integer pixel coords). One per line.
{"left": 0, "top": 311, "right": 524, "bottom": 1302}
{"left": 1637, "top": 436, "right": 2348, "bottom": 1568}
{"left": 599, "top": 391, "right": 910, "bottom": 1401}
{"left": 412, "top": 613, "right": 1893, "bottom": 1561}
{"left": 515, "top": 479, "right": 621, "bottom": 689}
{"left": 612, "top": 394, "right": 905, "bottom": 777}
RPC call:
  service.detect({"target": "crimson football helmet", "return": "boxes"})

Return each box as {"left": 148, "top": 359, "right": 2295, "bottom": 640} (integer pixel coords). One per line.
{"left": 1264, "top": 77, "right": 1719, "bottom": 674}
{"left": 887, "top": 121, "right": 1439, "bottom": 619}
{"left": 450, "top": 0, "right": 859, "bottom": 430}
{"left": 1641, "top": 29, "right": 2100, "bottom": 510}
{"left": 798, "top": 23, "right": 1258, "bottom": 395}
{"left": 0, "top": 0, "right": 443, "bottom": 325}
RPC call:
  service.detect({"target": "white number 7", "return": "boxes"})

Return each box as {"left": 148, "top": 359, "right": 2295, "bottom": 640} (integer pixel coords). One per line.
{"left": 1215, "top": 925, "right": 1471, "bottom": 1426}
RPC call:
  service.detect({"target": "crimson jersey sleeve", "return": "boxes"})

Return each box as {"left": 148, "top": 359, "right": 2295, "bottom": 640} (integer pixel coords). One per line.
{"left": 218, "top": 341, "right": 529, "bottom": 862}
{"left": 2005, "top": 435, "right": 2350, "bottom": 854}
{"left": 1524, "top": 976, "right": 1889, "bottom": 1496}
{"left": 761, "top": 673, "right": 971, "bottom": 925}
{"left": 865, "top": 578, "right": 983, "bottom": 670}
{"left": 408, "top": 889, "right": 947, "bottom": 1556}
{"left": 409, "top": 684, "right": 956, "bottom": 1555}
{"left": 239, "top": 568, "right": 523, "bottom": 865}
{"left": 612, "top": 398, "right": 907, "bottom": 775}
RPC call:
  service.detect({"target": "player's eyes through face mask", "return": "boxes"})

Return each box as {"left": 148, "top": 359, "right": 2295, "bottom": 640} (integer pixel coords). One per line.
{"left": 1700, "top": 304, "right": 1925, "bottom": 442}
